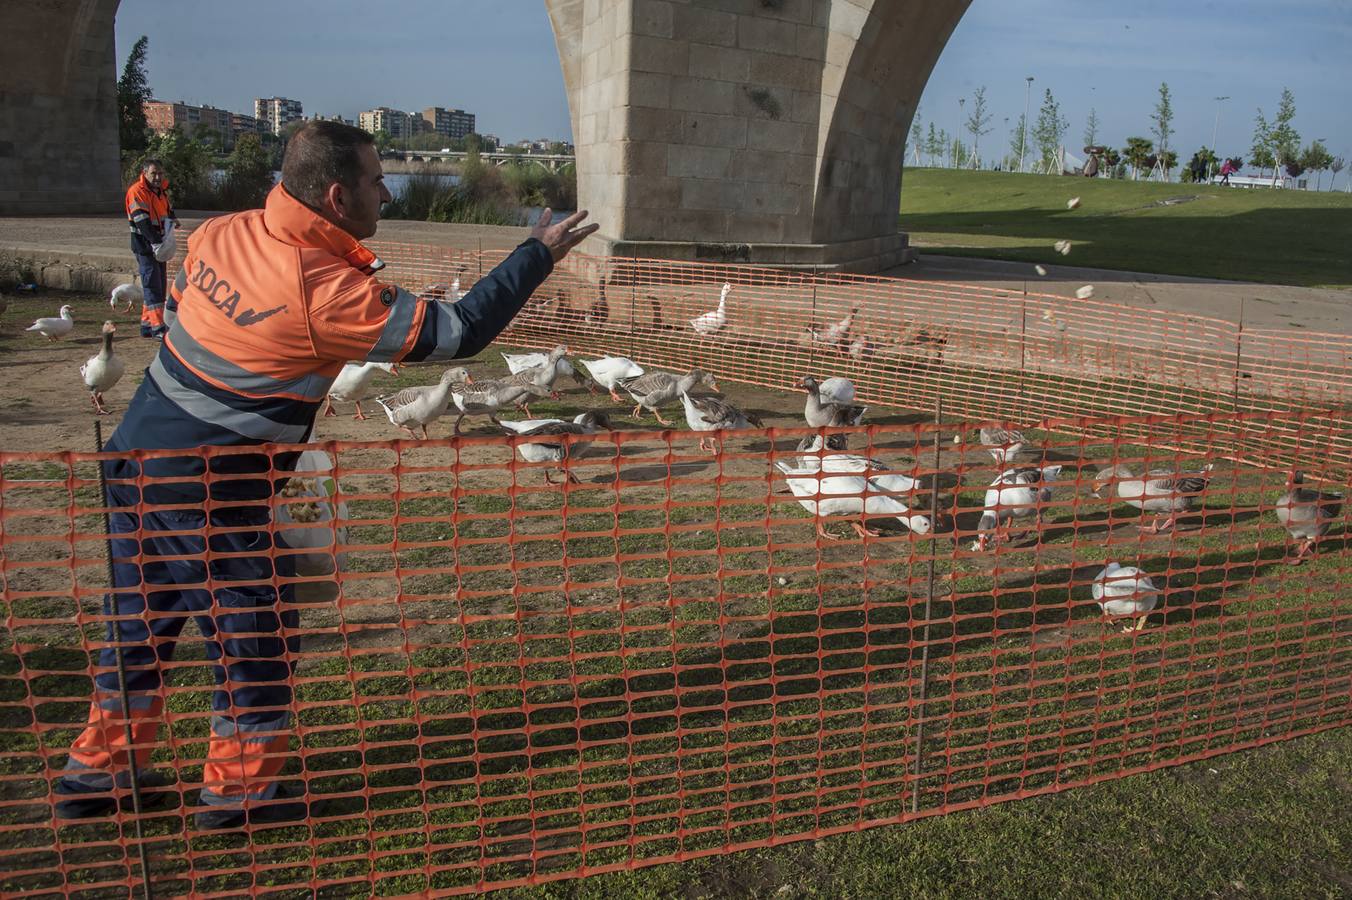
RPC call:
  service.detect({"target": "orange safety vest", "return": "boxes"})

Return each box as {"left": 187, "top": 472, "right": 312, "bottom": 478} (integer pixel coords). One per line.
{"left": 125, "top": 173, "right": 172, "bottom": 239}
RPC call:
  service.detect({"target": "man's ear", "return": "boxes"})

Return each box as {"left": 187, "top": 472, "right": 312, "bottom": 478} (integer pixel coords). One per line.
{"left": 323, "top": 181, "right": 346, "bottom": 219}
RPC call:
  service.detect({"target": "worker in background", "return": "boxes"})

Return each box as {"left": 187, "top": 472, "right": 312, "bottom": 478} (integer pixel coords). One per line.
{"left": 125, "top": 158, "right": 179, "bottom": 338}
{"left": 56, "top": 120, "right": 597, "bottom": 831}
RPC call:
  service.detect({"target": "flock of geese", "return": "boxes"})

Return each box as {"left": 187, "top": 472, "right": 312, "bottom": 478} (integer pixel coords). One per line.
{"left": 13, "top": 279, "right": 1348, "bottom": 634}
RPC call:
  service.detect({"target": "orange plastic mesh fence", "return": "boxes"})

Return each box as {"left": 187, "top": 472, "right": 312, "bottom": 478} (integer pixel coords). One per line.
{"left": 2, "top": 406, "right": 1349, "bottom": 897}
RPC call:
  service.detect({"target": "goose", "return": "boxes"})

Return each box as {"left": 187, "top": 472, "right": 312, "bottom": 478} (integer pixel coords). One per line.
{"left": 581, "top": 356, "right": 645, "bottom": 402}
{"left": 680, "top": 392, "right": 763, "bottom": 453}
{"left": 810, "top": 306, "right": 859, "bottom": 348}
{"left": 501, "top": 346, "right": 589, "bottom": 393}
{"left": 417, "top": 265, "right": 466, "bottom": 301}
{"left": 1091, "top": 563, "right": 1160, "bottom": 633}
{"left": 794, "top": 432, "right": 850, "bottom": 461}
{"left": 978, "top": 427, "right": 1027, "bottom": 466}
{"left": 1092, "top": 463, "right": 1214, "bottom": 534}
{"left": 847, "top": 335, "right": 876, "bottom": 360}
{"left": 451, "top": 379, "right": 549, "bottom": 433}
{"left": 975, "top": 465, "right": 1063, "bottom": 551}
{"left": 586, "top": 278, "right": 609, "bottom": 327}
{"left": 110, "top": 281, "right": 140, "bottom": 313}
{"left": 690, "top": 282, "right": 730, "bottom": 335}
{"left": 498, "top": 411, "right": 614, "bottom": 483}
{"left": 374, "top": 367, "right": 470, "bottom": 439}
{"left": 497, "top": 345, "right": 572, "bottom": 400}
{"left": 80, "top": 321, "right": 126, "bottom": 415}
{"left": 323, "top": 361, "right": 398, "bottom": 420}
{"left": 27, "top": 305, "right": 75, "bottom": 341}
{"left": 647, "top": 296, "right": 675, "bottom": 332}
{"left": 818, "top": 376, "right": 856, "bottom": 405}
{"left": 783, "top": 450, "right": 923, "bottom": 496}
{"left": 618, "top": 368, "right": 718, "bottom": 426}
{"left": 801, "top": 376, "right": 868, "bottom": 429}
{"left": 1275, "top": 471, "right": 1343, "bottom": 564}
{"left": 775, "top": 458, "right": 933, "bottom": 540}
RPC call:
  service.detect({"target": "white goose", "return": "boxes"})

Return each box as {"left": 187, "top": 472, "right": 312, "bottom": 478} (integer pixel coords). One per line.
{"left": 690, "top": 282, "right": 730, "bottom": 335}
{"left": 80, "top": 321, "right": 126, "bottom": 415}
{"left": 811, "top": 306, "right": 859, "bottom": 348}
{"left": 323, "top": 361, "right": 398, "bottom": 420}
{"left": 374, "top": 367, "right": 470, "bottom": 439}
{"left": 110, "top": 281, "right": 140, "bottom": 313}
{"left": 1091, "top": 562, "right": 1160, "bottom": 633}
{"left": 1092, "top": 463, "right": 1214, "bottom": 534}
{"left": 498, "top": 411, "right": 614, "bottom": 484}
{"left": 501, "top": 346, "right": 589, "bottom": 392}
{"left": 27, "top": 305, "right": 75, "bottom": 341}
{"left": 581, "top": 356, "right": 645, "bottom": 402}
{"left": 818, "top": 377, "right": 856, "bottom": 405}
{"left": 978, "top": 427, "right": 1027, "bottom": 466}
{"left": 775, "top": 458, "right": 933, "bottom": 540}
{"left": 975, "top": 465, "right": 1063, "bottom": 550}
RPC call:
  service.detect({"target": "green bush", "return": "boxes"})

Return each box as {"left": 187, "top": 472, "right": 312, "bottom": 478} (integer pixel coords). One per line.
{"left": 217, "top": 133, "right": 275, "bottom": 210}
{"left": 384, "top": 161, "right": 526, "bottom": 227}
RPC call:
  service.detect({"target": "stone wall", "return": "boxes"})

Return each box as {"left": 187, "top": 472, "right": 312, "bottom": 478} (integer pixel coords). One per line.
{"left": 0, "top": 0, "right": 123, "bottom": 215}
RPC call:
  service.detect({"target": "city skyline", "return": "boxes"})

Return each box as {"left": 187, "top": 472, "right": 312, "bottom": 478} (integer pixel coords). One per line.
{"left": 114, "top": 0, "right": 1352, "bottom": 161}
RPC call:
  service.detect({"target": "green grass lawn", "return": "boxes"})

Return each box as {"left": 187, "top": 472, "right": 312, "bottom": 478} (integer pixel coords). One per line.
{"left": 898, "top": 168, "right": 1352, "bottom": 289}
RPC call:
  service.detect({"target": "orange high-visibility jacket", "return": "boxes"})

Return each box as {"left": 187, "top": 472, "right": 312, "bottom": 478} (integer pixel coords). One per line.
{"left": 109, "top": 183, "right": 554, "bottom": 503}
{"left": 125, "top": 173, "right": 174, "bottom": 252}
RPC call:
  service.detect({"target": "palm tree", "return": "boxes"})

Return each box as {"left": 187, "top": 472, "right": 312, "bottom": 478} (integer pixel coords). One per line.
{"left": 1122, "top": 137, "right": 1154, "bottom": 181}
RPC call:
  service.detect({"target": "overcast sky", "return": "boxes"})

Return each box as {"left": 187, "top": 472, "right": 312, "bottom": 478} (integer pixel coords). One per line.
{"left": 115, "top": 0, "right": 1352, "bottom": 160}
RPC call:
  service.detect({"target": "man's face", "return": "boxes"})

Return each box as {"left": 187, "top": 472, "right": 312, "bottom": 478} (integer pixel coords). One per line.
{"left": 337, "top": 145, "right": 392, "bottom": 240}
{"left": 143, "top": 165, "right": 164, "bottom": 187}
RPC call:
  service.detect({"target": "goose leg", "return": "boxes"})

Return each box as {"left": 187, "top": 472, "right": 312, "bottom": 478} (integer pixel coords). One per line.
{"left": 816, "top": 522, "right": 844, "bottom": 542}
{"left": 321, "top": 398, "right": 336, "bottom": 417}
{"left": 653, "top": 409, "right": 673, "bottom": 427}
{"left": 566, "top": 469, "right": 581, "bottom": 485}
{"left": 453, "top": 415, "right": 466, "bottom": 436}
{"left": 420, "top": 425, "right": 430, "bottom": 440}
{"left": 610, "top": 389, "right": 623, "bottom": 403}
{"left": 353, "top": 402, "right": 368, "bottom": 421}
{"left": 632, "top": 404, "right": 644, "bottom": 420}
{"left": 851, "top": 521, "right": 882, "bottom": 539}
{"left": 399, "top": 425, "right": 419, "bottom": 439}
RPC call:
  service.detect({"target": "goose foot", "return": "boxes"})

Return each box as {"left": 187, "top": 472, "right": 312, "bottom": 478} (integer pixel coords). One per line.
{"left": 851, "top": 522, "right": 882, "bottom": 539}
{"left": 1121, "top": 615, "right": 1150, "bottom": 633}
{"left": 610, "top": 390, "right": 623, "bottom": 403}
{"left": 399, "top": 426, "right": 419, "bottom": 440}
{"left": 653, "top": 411, "right": 673, "bottom": 427}
{"left": 321, "top": 400, "right": 336, "bottom": 417}
{"left": 816, "top": 523, "right": 845, "bottom": 542}
{"left": 352, "top": 403, "right": 367, "bottom": 421}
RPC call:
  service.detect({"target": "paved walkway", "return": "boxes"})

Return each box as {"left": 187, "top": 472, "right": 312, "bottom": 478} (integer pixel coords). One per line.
{"left": 1, "top": 215, "right": 1346, "bottom": 334}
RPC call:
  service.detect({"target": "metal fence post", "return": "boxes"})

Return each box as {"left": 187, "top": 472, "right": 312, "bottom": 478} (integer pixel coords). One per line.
{"left": 910, "top": 398, "right": 943, "bottom": 814}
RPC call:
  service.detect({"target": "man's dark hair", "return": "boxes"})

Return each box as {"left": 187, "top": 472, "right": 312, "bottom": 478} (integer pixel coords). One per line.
{"left": 140, "top": 158, "right": 164, "bottom": 172}
{"left": 282, "top": 121, "right": 376, "bottom": 207}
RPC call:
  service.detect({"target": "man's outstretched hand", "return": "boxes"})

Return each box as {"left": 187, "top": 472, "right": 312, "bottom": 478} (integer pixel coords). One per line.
{"left": 531, "top": 209, "right": 600, "bottom": 262}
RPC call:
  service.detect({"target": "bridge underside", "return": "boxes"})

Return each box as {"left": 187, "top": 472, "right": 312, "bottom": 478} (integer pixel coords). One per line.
{"left": 547, "top": 0, "right": 971, "bottom": 272}
{"left": 0, "top": 0, "right": 123, "bottom": 215}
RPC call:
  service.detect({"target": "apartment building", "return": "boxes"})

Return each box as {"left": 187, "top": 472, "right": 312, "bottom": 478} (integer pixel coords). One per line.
{"left": 421, "top": 107, "right": 476, "bottom": 140}
{"left": 254, "top": 97, "right": 304, "bottom": 135}
{"left": 143, "top": 100, "right": 235, "bottom": 146}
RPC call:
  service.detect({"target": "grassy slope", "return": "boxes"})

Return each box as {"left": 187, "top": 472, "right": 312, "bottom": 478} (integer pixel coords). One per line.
{"left": 898, "top": 169, "right": 1352, "bottom": 289}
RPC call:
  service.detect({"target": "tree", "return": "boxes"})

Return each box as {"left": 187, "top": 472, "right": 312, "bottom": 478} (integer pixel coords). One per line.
{"left": 1032, "top": 89, "right": 1069, "bottom": 172}
{"left": 1008, "top": 114, "right": 1028, "bottom": 171}
{"left": 1331, "top": 156, "right": 1346, "bottom": 191}
{"left": 372, "top": 129, "right": 392, "bottom": 154}
{"left": 1256, "top": 88, "right": 1300, "bottom": 186}
{"left": 1298, "top": 141, "right": 1333, "bottom": 190}
{"left": 1251, "top": 110, "right": 1273, "bottom": 178}
{"left": 1122, "top": 136, "right": 1154, "bottom": 180}
{"left": 1181, "top": 147, "right": 1218, "bottom": 183}
{"left": 925, "top": 122, "right": 941, "bottom": 167}
{"left": 1151, "top": 83, "right": 1174, "bottom": 175}
{"left": 130, "top": 127, "right": 215, "bottom": 208}
{"left": 221, "top": 133, "right": 275, "bottom": 209}
{"left": 1083, "top": 108, "right": 1100, "bottom": 149}
{"left": 909, "top": 114, "right": 924, "bottom": 164}
{"left": 964, "top": 86, "right": 993, "bottom": 167}
{"left": 117, "top": 35, "right": 153, "bottom": 155}
{"left": 937, "top": 129, "right": 950, "bottom": 168}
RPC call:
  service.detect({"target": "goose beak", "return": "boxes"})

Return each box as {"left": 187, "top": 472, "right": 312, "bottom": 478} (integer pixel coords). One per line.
{"left": 464, "top": 374, "right": 474, "bottom": 384}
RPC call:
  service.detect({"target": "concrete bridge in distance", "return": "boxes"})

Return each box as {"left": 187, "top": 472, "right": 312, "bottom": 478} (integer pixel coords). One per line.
{"left": 2, "top": 0, "right": 972, "bottom": 273}
{"left": 392, "top": 150, "right": 576, "bottom": 173}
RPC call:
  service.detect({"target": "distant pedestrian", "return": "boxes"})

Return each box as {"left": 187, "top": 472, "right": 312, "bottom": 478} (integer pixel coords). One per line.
{"left": 1219, "top": 158, "right": 1236, "bottom": 186}
{"left": 124, "top": 159, "right": 178, "bottom": 338}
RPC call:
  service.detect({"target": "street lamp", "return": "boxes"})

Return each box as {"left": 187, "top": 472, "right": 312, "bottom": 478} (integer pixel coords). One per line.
{"left": 956, "top": 97, "right": 966, "bottom": 168}
{"left": 1019, "top": 76, "right": 1034, "bottom": 173}
{"left": 1209, "top": 95, "right": 1230, "bottom": 181}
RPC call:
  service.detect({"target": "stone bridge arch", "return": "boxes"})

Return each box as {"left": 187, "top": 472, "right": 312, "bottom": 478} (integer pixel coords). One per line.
{"left": 2, "top": 0, "right": 970, "bottom": 272}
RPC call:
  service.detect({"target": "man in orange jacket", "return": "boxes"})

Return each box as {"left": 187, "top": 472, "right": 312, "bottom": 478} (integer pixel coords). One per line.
{"left": 125, "top": 158, "right": 179, "bottom": 338}
{"left": 57, "top": 121, "right": 597, "bottom": 830}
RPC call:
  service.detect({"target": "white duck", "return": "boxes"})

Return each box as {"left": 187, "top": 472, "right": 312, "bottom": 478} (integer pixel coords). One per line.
{"left": 1092, "top": 463, "right": 1214, "bottom": 534}
{"left": 27, "top": 305, "right": 75, "bottom": 341}
{"left": 680, "top": 392, "right": 763, "bottom": 453}
{"left": 498, "top": 411, "right": 614, "bottom": 484}
{"left": 975, "top": 465, "right": 1063, "bottom": 550}
{"left": 1091, "top": 562, "right": 1160, "bottom": 633}
{"left": 775, "top": 458, "right": 933, "bottom": 540}
{"left": 374, "top": 367, "right": 470, "bottom": 439}
{"left": 810, "top": 306, "right": 859, "bottom": 348}
{"left": 690, "top": 282, "right": 730, "bottom": 335}
{"left": 80, "top": 321, "right": 126, "bottom": 415}
{"left": 323, "top": 361, "right": 398, "bottom": 420}
{"left": 110, "top": 281, "right": 140, "bottom": 313}
{"left": 978, "top": 427, "right": 1027, "bottom": 467}
{"left": 581, "top": 356, "right": 645, "bottom": 403}
{"left": 1275, "top": 471, "right": 1344, "bottom": 565}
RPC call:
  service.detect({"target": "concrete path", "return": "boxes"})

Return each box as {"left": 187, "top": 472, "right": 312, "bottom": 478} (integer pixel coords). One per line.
{"left": 1, "top": 214, "right": 1345, "bottom": 333}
